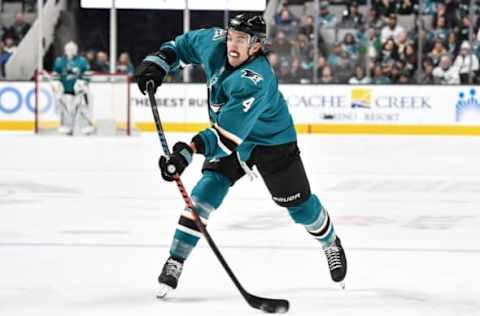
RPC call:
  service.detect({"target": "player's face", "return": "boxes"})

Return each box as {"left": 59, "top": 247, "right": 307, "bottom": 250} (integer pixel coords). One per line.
{"left": 227, "top": 30, "right": 260, "bottom": 67}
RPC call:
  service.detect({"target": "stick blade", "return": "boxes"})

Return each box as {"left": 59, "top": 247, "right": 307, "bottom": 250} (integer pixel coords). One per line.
{"left": 247, "top": 294, "right": 289, "bottom": 313}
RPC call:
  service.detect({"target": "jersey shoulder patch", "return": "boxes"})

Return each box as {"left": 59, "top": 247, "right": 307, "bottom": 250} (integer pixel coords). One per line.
{"left": 241, "top": 69, "right": 263, "bottom": 85}
{"left": 212, "top": 28, "right": 227, "bottom": 41}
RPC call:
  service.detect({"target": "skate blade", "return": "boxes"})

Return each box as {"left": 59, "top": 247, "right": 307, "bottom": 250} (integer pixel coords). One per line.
{"left": 339, "top": 281, "right": 346, "bottom": 290}
{"left": 156, "top": 284, "right": 174, "bottom": 299}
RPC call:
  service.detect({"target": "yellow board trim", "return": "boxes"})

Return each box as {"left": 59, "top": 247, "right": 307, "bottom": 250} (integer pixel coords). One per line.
{"left": 3, "top": 121, "right": 480, "bottom": 135}
{"left": 135, "top": 122, "right": 480, "bottom": 136}
{"left": 0, "top": 121, "right": 35, "bottom": 130}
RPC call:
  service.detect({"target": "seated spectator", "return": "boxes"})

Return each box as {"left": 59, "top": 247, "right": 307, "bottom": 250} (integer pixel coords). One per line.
{"left": 274, "top": 3, "right": 300, "bottom": 39}
{"left": 84, "top": 50, "right": 96, "bottom": 68}
{"left": 315, "top": 55, "right": 328, "bottom": 79}
{"left": 428, "top": 39, "right": 448, "bottom": 67}
{"left": 3, "top": 36, "right": 17, "bottom": 54}
{"left": 372, "top": 63, "right": 391, "bottom": 84}
{"left": 457, "top": 15, "right": 472, "bottom": 43}
{"left": 390, "top": 61, "right": 402, "bottom": 82}
{"left": 418, "top": 57, "right": 435, "bottom": 84}
{"left": 397, "top": 70, "right": 412, "bottom": 84}
{"left": 319, "top": 64, "right": 335, "bottom": 83}
{"left": 397, "top": 0, "right": 415, "bottom": 15}
{"left": 299, "top": 15, "right": 314, "bottom": 40}
{"left": 380, "top": 38, "right": 399, "bottom": 63}
{"left": 278, "top": 59, "right": 293, "bottom": 83}
{"left": 365, "top": 27, "right": 382, "bottom": 60}
{"left": 116, "top": 52, "right": 134, "bottom": 75}
{"left": 267, "top": 52, "right": 280, "bottom": 74}
{"left": 333, "top": 51, "right": 355, "bottom": 83}
{"left": 399, "top": 43, "right": 417, "bottom": 73}
{"left": 3, "top": 12, "right": 31, "bottom": 44}
{"left": 291, "top": 33, "right": 313, "bottom": 66}
{"left": 423, "top": 0, "right": 437, "bottom": 16}
{"left": 367, "top": 7, "right": 385, "bottom": 30}
{"left": 380, "top": 13, "right": 405, "bottom": 44}
{"left": 430, "top": 15, "right": 449, "bottom": 44}
{"left": 349, "top": 65, "right": 371, "bottom": 84}
{"left": 381, "top": 58, "right": 395, "bottom": 80}
{"left": 396, "top": 30, "right": 410, "bottom": 57}
{"left": 453, "top": 41, "right": 479, "bottom": 84}
{"left": 340, "top": 2, "right": 364, "bottom": 30}
{"left": 373, "top": 0, "right": 396, "bottom": 17}
{"left": 342, "top": 33, "right": 359, "bottom": 62}
{"left": 446, "top": 31, "right": 459, "bottom": 57}
{"left": 318, "top": 1, "right": 337, "bottom": 29}
{"left": 327, "top": 42, "right": 344, "bottom": 67}
{"left": 432, "top": 1, "right": 457, "bottom": 30}
{"left": 91, "top": 51, "right": 110, "bottom": 73}
{"left": 433, "top": 55, "right": 460, "bottom": 84}
{"left": 272, "top": 30, "right": 292, "bottom": 60}
{"left": 290, "top": 57, "right": 312, "bottom": 83}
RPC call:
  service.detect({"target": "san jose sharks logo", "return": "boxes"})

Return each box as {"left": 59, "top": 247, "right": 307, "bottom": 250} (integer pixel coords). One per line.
{"left": 241, "top": 69, "right": 263, "bottom": 85}
{"left": 213, "top": 29, "right": 226, "bottom": 41}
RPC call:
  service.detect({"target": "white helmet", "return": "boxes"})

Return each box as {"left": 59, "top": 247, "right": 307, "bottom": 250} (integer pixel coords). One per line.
{"left": 64, "top": 41, "right": 78, "bottom": 59}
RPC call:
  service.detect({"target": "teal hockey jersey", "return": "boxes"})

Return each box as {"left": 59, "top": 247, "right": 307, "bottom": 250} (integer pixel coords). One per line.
{"left": 53, "top": 55, "right": 90, "bottom": 94}
{"left": 161, "top": 28, "right": 297, "bottom": 161}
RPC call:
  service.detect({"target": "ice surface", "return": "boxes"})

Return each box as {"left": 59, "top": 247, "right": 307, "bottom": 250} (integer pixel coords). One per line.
{"left": 1, "top": 133, "right": 479, "bottom": 315}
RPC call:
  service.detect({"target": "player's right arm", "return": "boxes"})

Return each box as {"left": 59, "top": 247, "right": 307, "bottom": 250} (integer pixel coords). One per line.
{"left": 134, "top": 28, "right": 222, "bottom": 94}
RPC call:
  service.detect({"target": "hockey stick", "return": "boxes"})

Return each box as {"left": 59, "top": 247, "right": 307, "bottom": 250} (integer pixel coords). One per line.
{"left": 146, "top": 81, "right": 289, "bottom": 313}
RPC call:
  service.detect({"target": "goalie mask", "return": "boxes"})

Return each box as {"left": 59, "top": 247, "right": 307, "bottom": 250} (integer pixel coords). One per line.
{"left": 64, "top": 41, "right": 78, "bottom": 59}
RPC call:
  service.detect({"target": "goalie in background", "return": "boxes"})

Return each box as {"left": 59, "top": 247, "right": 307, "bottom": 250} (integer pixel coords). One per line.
{"left": 52, "top": 41, "right": 95, "bottom": 135}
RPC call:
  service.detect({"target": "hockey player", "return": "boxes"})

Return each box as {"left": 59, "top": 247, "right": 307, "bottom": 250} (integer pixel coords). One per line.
{"left": 135, "top": 13, "right": 347, "bottom": 298}
{"left": 52, "top": 41, "right": 95, "bottom": 135}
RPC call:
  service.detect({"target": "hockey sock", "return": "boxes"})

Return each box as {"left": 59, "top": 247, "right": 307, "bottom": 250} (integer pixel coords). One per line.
{"left": 287, "top": 194, "right": 336, "bottom": 247}
{"left": 170, "top": 204, "right": 210, "bottom": 260}
{"left": 169, "top": 171, "right": 230, "bottom": 260}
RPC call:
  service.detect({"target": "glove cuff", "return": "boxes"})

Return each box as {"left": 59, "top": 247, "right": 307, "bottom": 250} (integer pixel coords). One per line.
{"left": 191, "top": 134, "right": 206, "bottom": 155}
{"left": 144, "top": 55, "right": 170, "bottom": 74}
{"left": 173, "top": 142, "right": 194, "bottom": 165}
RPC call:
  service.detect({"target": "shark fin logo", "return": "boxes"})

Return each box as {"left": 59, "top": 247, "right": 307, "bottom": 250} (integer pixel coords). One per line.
{"left": 456, "top": 88, "right": 480, "bottom": 122}
{"left": 351, "top": 88, "right": 372, "bottom": 109}
{"left": 241, "top": 69, "right": 263, "bottom": 85}
{"left": 212, "top": 29, "right": 226, "bottom": 41}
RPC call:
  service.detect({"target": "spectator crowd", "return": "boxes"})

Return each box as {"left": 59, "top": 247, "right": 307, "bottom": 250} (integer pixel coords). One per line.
{"left": 0, "top": 11, "right": 31, "bottom": 78}
{"left": 268, "top": 0, "right": 480, "bottom": 84}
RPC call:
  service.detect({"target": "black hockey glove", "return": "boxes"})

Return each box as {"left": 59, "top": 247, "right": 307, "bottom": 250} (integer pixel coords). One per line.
{"left": 134, "top": 53, "right": 168, "bottom": 95}
{"left": 159, "top": 142, "right": 193, "bottom": 182}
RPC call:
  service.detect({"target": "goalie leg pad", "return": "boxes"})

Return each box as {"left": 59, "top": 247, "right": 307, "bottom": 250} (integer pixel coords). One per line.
{"left": 169, "top": 171, "right": 230, "bottom": 260}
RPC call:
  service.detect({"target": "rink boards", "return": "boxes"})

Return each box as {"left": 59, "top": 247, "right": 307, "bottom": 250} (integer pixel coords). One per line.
{"left": 1, "top": 81, "right": 480, "bottom": 135}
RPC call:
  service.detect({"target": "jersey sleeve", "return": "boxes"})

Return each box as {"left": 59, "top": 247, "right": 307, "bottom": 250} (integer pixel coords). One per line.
{"left": 196, "top": 72, "right": 268, "bottom": 159}
{"left": 159, "top": 28, "right": 223, "bottom": 73}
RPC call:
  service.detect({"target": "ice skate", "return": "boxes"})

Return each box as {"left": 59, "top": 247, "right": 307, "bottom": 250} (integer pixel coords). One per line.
{"left": 156, "top": 257, "right": 183, "bottom": 299}
{"left": 80, "top": 125, "right": 96, "bottom": 135}
{"left": 58, "top": 125, "right": 72, "bottom": 135}
{"left": 323, "top": 237, "right": 347, "bottom": 288}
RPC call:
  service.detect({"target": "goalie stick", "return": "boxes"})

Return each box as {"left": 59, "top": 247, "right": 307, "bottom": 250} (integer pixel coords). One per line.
{"left": 146, "top": 81, "right": 289, "bottom": 314}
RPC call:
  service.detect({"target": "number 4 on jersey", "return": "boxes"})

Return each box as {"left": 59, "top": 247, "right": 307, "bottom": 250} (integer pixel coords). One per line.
{"left": 242, "top": 97, "right": 255, "bottom": 112}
